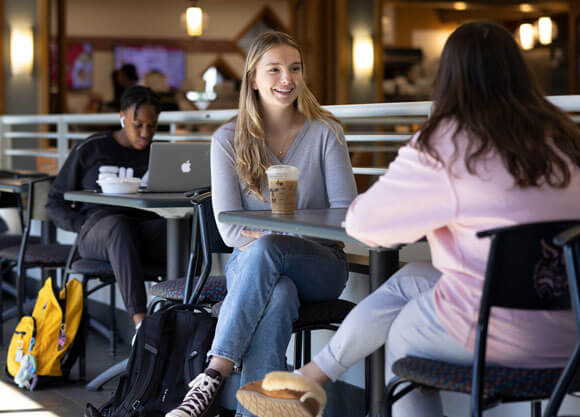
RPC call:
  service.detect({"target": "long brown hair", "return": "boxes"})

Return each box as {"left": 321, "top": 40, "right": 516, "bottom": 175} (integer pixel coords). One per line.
{"left": 234, "top": 31, "right": 341, "bottom": 201}
{"left": 417, "top": 21, "right": 580, "bottom": 188}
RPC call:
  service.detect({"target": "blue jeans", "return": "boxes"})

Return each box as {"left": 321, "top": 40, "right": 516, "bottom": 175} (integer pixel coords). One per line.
{"left": 207, "top": 234, "right": 348, "bottom": 416}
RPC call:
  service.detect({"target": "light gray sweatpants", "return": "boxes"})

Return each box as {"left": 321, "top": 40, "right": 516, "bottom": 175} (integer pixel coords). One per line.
{"left": 312, "top": 262, "right": 474, "bottom": 417}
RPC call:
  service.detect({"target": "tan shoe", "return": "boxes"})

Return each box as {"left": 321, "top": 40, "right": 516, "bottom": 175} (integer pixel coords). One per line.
{"left": 236, "top": 371, "right": 327, "bottom": 417}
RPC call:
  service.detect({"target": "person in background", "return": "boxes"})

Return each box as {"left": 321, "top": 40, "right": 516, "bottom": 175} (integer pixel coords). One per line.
{"left": 234, "top": 21, "right": 580, "bottom": 417}
{"left": 110, "top": 63, "right": 139, "bottom": 111}
{"left": 166, "top": 31, "right": 357, "bottom": 417}
{"left": 46, "top": 85, "right": 165, "bottom": 331}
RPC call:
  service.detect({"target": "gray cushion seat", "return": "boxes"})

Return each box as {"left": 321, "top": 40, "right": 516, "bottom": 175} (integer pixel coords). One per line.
{"left": 0, "top": 243, "right": 72, "bottom": 265}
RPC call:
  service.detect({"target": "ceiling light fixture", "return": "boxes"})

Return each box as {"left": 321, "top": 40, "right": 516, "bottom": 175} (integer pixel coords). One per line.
{"left": 186, "top": 3, "right": 203, "bottom": 37}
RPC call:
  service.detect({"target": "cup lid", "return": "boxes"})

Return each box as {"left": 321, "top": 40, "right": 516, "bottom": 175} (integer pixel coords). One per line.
{"left": 265, "top": 164, "right": 299, "bottom": 179}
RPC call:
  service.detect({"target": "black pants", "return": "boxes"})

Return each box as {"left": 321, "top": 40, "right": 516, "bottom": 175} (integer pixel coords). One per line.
{"left": 78, "top": 214, "right": 167, "bottom": 316}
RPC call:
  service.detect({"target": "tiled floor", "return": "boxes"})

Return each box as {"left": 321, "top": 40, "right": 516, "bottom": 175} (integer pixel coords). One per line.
{"left": 1, "top": 305, "right": 131, "bottom": 417}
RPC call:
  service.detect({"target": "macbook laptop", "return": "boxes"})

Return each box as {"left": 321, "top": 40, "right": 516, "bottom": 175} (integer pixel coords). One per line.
{"left": 140, "top": 142, "right": 211, "bottom": 193}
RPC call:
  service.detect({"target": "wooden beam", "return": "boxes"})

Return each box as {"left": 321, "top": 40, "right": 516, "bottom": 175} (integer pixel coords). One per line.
{"left": 570, "top": 0, "right": 579, "bottom": 93}
{"left": 386, "top": 0, "right": 568, "bottom": 9}
{"left": 64, "top": 36, "right": 238, "bottom": 54}
{"left": 335, "top": 0, "right": 349, "bottom": 105}
{"left": 374, "top": 0, "right": 382, "bottom": 103}
{"left": 57, "top": 0, "right": 67, "bottom": 113}
{"left": 37, "top": 0, "right": 50, "bottom": 115}
{"left": 0, "top": 0, "right": 4, "bottom": 114}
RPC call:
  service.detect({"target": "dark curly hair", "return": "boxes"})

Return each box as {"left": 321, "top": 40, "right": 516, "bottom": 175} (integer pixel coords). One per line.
{"left": 120, "top": 85, "right": 162, "bottom": 119}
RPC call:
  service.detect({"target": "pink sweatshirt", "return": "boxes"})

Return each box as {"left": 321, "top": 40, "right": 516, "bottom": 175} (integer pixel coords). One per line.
{"left": 345, "top": 120, "right": 579, "bottom": 368}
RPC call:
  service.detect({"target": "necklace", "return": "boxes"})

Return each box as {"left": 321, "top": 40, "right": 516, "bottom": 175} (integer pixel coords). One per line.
{"left": 267, "top": 112, "right": 300, "bottom": 158}
{"left": 270, "top": 130, "right": 294, "bottom": 158}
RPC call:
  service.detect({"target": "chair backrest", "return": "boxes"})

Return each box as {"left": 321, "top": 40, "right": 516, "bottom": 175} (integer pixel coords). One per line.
{"left": 26, "top": 176, "right": 54, "bottom": 223}
{"left": 472, "top": 220, "right": 580, "bottom": 416}
{"left": 477, "top": 220, "right": 579, "bottom": 311}
{"left": 185, "top": 191, "right": 232, "bottom": 305}
{"left": 543, "top": 224, "right": 580, "bottom": 417}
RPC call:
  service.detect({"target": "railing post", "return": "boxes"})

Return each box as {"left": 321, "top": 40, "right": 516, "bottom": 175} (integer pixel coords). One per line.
{"left": 57, "top": 116, "right": 68, "bottom": 169}
{"left": 1, "top": 122, "right": 13, "bottom": 169}
{"left": 0, "top": 118, "right": 4, "bottom": 169}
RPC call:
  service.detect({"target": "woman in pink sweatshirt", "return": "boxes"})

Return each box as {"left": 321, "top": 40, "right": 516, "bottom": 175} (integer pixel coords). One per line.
{"left": 235, "top": 21, "right": 580, "bottom": 417}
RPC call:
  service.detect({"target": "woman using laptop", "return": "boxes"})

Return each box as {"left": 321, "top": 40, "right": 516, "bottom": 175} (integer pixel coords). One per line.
{"left": 167, "top": 32, "right": 357, "bottom": 417}
{"left": 47, "top": 85, "right": 165, "bottom": 331}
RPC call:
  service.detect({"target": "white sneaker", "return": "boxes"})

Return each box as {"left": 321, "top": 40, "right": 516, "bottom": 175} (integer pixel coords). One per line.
{"left": 166, "top": 369, "right": 224, "bottom": 417}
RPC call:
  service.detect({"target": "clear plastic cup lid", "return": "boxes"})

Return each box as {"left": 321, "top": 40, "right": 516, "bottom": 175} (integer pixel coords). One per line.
{"left": 265, "top": 164, "right": 299, "bottom": 180}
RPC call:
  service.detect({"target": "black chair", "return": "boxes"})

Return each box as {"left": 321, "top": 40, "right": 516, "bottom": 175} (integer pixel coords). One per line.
{"left": 148, "top": 190, "right": 231, "bottom": 312}
{"left": 152, "top": 192, "right": 365, "bottom": 408}
{"left": 85, "top": 190, "right": 222, "bottom": 391}
{"left": 63, "top": 237, "right": 166, "bottom": 361}
{"left": 0, "top": 174, "right": 47, "bottom": 328}
{"left": 384, "top": 220, "right": 580, "bottom": 417}
{"left": 0, "top": 177, "right": 72, "bottom": 343}
{"left": 548, "top": 224, "right": 580, "bottom": 416}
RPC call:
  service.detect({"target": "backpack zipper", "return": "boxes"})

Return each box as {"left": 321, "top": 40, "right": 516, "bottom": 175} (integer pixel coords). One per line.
{"left": 115, "top": 343, "right": 159, "bottom": 416}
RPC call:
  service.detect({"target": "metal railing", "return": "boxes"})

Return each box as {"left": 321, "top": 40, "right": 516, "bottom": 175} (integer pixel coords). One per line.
{"left": 0, "top": 96, "right": 578, "bottom": 177}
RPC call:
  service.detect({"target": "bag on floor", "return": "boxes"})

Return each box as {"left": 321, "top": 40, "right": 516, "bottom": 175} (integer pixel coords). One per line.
{"left": 5, "top": 277, "right": 84, "bottom": 390}
{"left": 87, "top": 304, "right": 219, "bottom": 417}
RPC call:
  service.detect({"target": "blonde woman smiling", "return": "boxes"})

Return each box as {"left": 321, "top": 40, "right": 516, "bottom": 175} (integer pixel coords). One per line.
{"left": 167, "top": 32, "right": 357, "bottom": 417}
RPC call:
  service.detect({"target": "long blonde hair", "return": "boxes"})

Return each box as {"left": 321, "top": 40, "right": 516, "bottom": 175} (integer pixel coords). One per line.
{"left": 234, "top": 31, "right": 341, "bottom": 201}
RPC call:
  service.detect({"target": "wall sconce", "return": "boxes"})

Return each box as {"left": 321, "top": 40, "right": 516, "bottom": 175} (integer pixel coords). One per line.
{"left": 10, "top": 27, "right": 34, "bottom": 76}
{"left": 537, "top": 16, "right": 553, "bottom": 45}
{"left": 518, "top": 23, "right": 535, "bottom": 50}
{"left": 517, "top": 17, "right": 557, "bottom": 51}
{"left": 186, "top": 6, "right": 203, "bottom": 37}
{"left": 353, "top": 37, "right": 374, "bottom": 78}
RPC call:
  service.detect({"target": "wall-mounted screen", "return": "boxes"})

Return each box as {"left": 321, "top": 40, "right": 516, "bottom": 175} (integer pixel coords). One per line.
{"left": 114, "top": 45, "right": 185, "bottom": 89}
{"left": 51, "top": 42, "right": 94, "bottom": 89}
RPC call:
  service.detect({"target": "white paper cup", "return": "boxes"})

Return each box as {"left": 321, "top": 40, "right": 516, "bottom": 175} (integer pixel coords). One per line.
{"left": 266, "top": 165, "right": 299, "bottom": 215}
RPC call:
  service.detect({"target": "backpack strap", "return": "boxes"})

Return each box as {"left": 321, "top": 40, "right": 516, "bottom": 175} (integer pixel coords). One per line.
{"left": 111, "top": 311, "right": 169, "bottom": 417}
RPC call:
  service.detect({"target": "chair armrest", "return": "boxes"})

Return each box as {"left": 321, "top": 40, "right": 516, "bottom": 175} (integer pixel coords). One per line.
{"left": 190, "top": 191, "right": 212, "bottom": 205}
{"left": 554, "top": 225, "right": 580, "bottom": 247}
{"left": 184, "top": 186, "right": 211, "bottom": 198}
{"left": 24, "top": 175, "right": 54, "bottom": 185}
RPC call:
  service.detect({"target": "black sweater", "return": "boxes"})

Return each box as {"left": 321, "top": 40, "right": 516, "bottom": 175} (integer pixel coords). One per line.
{"left": 46, "top": 132, "right": 157, "bottom": 234}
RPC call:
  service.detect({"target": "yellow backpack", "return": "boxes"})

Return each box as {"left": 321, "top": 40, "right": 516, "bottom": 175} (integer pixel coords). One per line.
{"left": 6, "top": 277, "right": 83, "bottom": 389}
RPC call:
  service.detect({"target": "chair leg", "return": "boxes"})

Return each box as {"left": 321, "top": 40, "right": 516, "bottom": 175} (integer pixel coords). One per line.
{"left": 80, "top": 278, "right": 88, "bottom": 379}
{"left": 365, "top": 357, "right": 371, "bottom": 415}
{"left": 383, "top": 378, "right": 418, "bottom": 417}
{"left": 303, "top": 331, "right": 311, "bottom": 364}
{"left": 110, "top": 284, "right": 117, "bottom": 355}
{"left": 0, "top": 263, "right": 3, "bottom": 346}
{"left": 531, "top": 400, "right": 541, "bottom": 417}
{"left": 294, "top": 331, "right": 303, "bottom": 369}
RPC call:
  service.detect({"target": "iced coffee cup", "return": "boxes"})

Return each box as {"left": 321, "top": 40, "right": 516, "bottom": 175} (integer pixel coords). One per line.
{"left": 266, "top": 165, "right": 299, "bottom": 215}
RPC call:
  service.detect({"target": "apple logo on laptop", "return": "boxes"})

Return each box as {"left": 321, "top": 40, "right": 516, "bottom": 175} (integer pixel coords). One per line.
{"left": 181, "top": 160, "right": 191, "bottom": 174}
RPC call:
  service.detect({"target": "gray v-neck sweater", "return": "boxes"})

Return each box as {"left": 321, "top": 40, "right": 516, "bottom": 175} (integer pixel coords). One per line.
{"left": 211, "top": 118, "right": 357, "bottom": 248}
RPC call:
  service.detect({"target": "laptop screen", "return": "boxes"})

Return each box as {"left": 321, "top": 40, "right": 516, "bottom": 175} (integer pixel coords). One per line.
{"left": 142, "top": 142, "right": 211, "bottom": 193}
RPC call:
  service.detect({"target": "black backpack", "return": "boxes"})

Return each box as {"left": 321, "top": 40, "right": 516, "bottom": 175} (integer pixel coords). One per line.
{"left": 86, "top": 304, "right": 218, "bottom": 417}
